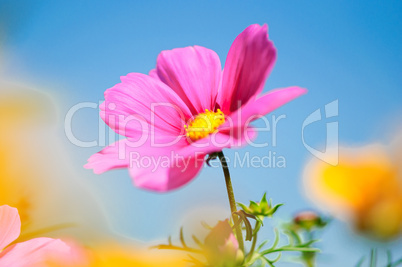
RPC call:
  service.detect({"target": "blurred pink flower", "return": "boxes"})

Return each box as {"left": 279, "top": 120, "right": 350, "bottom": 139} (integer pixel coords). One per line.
{"left": 204, "top": 220, "right": 243, "bottom": 266}
{"left": 85, "top": 24, "right": 306, "bottom": 192}
{"left": 0, "top": 205, "right": 71, "bottom": 267}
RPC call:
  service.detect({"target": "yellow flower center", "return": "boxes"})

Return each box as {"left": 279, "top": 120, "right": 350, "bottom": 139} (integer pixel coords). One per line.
{"left": 184, "top": 109, "right": 225, "bottom": 141}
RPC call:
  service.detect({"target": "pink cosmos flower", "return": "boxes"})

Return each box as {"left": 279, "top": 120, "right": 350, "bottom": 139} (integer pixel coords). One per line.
{"left": 0, "top": 205, "right": 71, "bottom": 267}
{"left": 85, "top": 24, "right": 306, "bottom": 192}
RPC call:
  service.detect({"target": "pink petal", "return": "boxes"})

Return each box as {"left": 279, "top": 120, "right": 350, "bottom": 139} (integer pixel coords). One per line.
{"left": 165, "top": 155, "right": 205, "bottom": 190}
{"left": 85, "top": 139, "right": 130, "bottom": 174}
{"left": 128, "top": 138, "right": 205, "bottom": 192}
{"left": 0, "top": 238, "right": 70, "bottom": 267}
{"left": 218, "top": 24, "right": 277, "bottom": 113}
{"left": 101, "top": 73, "right": 192, "bottom": 138}
{"left": 86, "top": 136, "right": 204, "bottom": 191}
{"left": 131, "top": 152, "right": 205, "bottom": 192}
{"left": 222, "top": 86, "right": 307, "bottom": 129}
{"left": 85, "top": 131, "right": 187, "bottom": 174}
{"left": 156, "top": 46, "right": 222, "bottom": 114}
{"left": 0, "top": 206, "right": 20, "bottom": 251}
{"left": 148, "top": 69, "right": 158, "bottom": 79}
{"left": 177, "top": 127, "right": 257, "bottom": 159}
{"left": 227, "top": 233, "right": 239, "bottom": 251}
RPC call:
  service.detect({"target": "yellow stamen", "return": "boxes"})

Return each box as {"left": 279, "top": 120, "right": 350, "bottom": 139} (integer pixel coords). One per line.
{"left": 185, "top": 109, "right": 225, "bottom": 141}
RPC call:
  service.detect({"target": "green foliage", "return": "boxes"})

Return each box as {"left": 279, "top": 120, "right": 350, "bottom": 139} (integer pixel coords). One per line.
{"left": 282, "top": 211, "right": 329, "bottom": 267}
{"left": 356, "top": 249, "right": 402, "bottom": 267}
{"left": 155, "top": 194, "right": 325, "bottom": 267}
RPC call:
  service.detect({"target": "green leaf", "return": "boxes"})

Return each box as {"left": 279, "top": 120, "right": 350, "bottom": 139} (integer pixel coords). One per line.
{"left": 285, "top": 229, "right": 302, "bottom": 246}
{"left": 192, "top": 235, "right": 203, "bottom": 249}
{"left": 237, "top": 202, "right": 249, "bottom": 211}
{"left": 270, "top": 204, "right": 283, "bottom": 215}
{"left": 300, "top": 239, "right": 320, "bottom": 247}
{"left": 245, "top": 251, "right": 262, "bottom": 266}
{"left": 260, "top": 256, "right": 275, "bottom": 267}
{"left": 269, "top": 252, "right": 282, "bottom": 263}
{"left": 257, "top": 240, "right": 269, "bottom": 251}
{"left": 271, "top": 228, "right": 280, "bottom": 250}
{"left": 387, "top": 250, "right": 393, "bottom": 266}
{"left": 261, "top": 246, "right": 320, "bottom": 255}
{"left": 260, "top": 193, "right": 269, "bottom": 213}
{"left": 249, "top": 200, "right": 260, "bottom": 212}
{"left": 370, "top": 249, "right": 377, "bottom": 267}
{"left": 180, "top": 227, "right": 187, "bottom": 248}
{"left": 261, "top": 193, "right": 268, "bottom": 204}
{"left": 201, "top": 221, "right": 213, "bottom": 230}
{"left": 186, "top": 254, "right": 205, "bottom": 266}
{"left": 391, "top": 258, "right": 402, "bottom": 267}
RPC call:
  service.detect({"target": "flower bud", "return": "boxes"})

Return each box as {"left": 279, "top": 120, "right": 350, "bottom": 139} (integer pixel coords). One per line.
{"left": 237, "top": 193, "right": 282, "bottom": 220}
{"left": 204, "top": 220, "right": 243, "bottom": 267}
{"left": 293, "top": 211, "right": 327, "bottom": 231}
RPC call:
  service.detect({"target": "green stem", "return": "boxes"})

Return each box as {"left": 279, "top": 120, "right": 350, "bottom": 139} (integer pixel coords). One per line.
{"left": 218, "top": 151, "right": 244, "bottom": 252}
{"left": 247, "top": 220, "right": 261, "bottom": 262}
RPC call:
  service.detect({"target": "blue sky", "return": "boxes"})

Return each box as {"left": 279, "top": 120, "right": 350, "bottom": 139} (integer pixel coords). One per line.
{"left": 1, "top": 0, "right": 402, "bottom": 266}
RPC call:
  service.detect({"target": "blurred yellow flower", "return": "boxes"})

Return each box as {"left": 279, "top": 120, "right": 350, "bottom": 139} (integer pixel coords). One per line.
{"left": 47, "top": 243, "right": 188, "bottom": 267}
{"left": 0, "top": 85, "right": 53, "bottom": 229}
{"left": 0, "top": 83, "right": 119, "bottom": 244}
{"left": 303, "top": 144, "right": 402, "bottom": 240}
